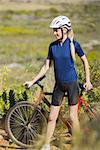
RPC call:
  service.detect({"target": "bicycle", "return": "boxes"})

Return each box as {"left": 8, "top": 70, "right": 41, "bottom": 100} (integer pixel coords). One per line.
{"left": 5, "top": 76, "right": 98, "bottom": 148}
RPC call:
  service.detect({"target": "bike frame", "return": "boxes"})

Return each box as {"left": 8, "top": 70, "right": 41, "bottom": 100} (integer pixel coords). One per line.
{"left": 78, "top": 96, "right": 96, "bottom": 118}
{"left": 35, "top": 81, "right": 96, "bottom": 129}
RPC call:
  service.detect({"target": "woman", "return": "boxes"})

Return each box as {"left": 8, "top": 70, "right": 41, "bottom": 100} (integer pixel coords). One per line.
{"left": 24, "top": 16, "right": 93, "bottom": 150}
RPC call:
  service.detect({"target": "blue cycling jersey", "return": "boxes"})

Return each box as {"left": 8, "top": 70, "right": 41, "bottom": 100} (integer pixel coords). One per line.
{"left": 47, "top": 37, "right": 84, "bottom": 83}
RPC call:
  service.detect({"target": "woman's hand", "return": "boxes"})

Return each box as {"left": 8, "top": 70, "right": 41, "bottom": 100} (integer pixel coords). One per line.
{"left": 23, "top": 81, "right": 34, "bottom": 89}
{"left": 68, "top": 29, "right": 74, "bottom": 42}
{"left": 83, "top": 82, "right": 93, "bottom": 91}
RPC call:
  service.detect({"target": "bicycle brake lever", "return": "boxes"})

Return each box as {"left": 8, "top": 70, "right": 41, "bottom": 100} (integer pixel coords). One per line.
{"left": 79, "top": 83, "right": 85, "bottom": 91}
{"left": 24, "top": 84, "right": 30, "bottom": 90}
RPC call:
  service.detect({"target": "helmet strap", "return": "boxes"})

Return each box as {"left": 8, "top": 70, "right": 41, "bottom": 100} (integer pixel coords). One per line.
{"left": 60, "top": 28, "right": 64, "bottom": 41}
{"left": 58, "top": 27, "right": 69, "bottom": 42}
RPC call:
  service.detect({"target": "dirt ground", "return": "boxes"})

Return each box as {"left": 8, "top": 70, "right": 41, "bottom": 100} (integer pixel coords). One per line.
{"left": 0, "top": 128, "right": 72, "bottom": 150}
{"left": 0, "top": 129, "right": 20, "bottom": 150}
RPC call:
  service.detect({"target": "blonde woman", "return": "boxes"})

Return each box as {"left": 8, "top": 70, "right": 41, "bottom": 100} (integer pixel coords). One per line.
{"left": 24, "top": 16, "right": 92, "bottom": 150}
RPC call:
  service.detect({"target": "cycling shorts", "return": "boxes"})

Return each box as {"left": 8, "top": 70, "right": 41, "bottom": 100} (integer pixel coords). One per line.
{"left": 51, "top": 81, "right": 79, "bottom": 106}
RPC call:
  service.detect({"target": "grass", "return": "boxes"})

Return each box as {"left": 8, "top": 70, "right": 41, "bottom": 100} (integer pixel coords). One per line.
{"left": 0, "top": 2, "right": 55, "bottom": 11}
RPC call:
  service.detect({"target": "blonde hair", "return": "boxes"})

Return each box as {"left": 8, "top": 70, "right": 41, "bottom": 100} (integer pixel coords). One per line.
{"left": 70, "top": 42, "right": 76, "bottom": 62}
{"left": 68, "top": 29, "right": 76, "bottom": 62}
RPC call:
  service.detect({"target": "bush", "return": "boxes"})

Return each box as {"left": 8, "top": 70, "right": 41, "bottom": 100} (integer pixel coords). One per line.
{"left": 0, "top": 87, "right": 31, "bottom": 119}
{"left": 87, "top": 87, "right": 100, "bottom": 103}
{"left": 90, "top": 60, "right": 100, "bottom": 87}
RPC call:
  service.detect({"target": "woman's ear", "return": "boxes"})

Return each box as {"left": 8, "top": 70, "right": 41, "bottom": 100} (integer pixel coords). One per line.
{"left": 62, "top": 27, "right": 68, "bottom": 34}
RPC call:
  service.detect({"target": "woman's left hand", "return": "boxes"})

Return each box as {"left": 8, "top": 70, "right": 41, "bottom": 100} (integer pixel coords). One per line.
{"left": 83, "top": 82, "right": 93, "bottom": 91}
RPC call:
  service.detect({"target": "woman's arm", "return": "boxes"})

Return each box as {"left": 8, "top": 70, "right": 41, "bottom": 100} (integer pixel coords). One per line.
{"left": 81, "top": 55, "right": 93, "bottom": 91}
{"left": 24, "top": 59, "right": 51, "bottom": 88}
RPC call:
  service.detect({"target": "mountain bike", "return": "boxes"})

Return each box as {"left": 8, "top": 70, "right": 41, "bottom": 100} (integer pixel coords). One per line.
{"left": 5, "top": 76, "right": 98, "bottom": 148}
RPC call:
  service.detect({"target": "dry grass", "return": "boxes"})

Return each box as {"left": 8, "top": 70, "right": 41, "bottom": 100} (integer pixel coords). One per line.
{"left": 0, "top": 2, "right": 58, "bottom": 11}
{"left": 0, "top": 0, "right": 96, "bottom": 11}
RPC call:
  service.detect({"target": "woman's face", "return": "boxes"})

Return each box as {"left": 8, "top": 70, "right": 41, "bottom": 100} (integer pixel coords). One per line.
{"left": 53, "top": 28, "right": 62, "bottom": 40}
{"left": 53, "top": 28, "right": 67, "bottom": 40}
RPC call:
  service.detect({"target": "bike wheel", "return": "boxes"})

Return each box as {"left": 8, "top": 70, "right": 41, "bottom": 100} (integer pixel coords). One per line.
{"left": 5, "top": 101, "right": 47, "bottom": 148}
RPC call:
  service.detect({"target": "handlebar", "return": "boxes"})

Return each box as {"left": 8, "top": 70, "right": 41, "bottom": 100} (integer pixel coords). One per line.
{"left": 34, "top": 77, "right": 85, "bottom": 92}
{"left": 25, "top": 75, "right": 92, "bottom": 96}
{"left": 34, "top": 75, "right": 46, "bottom": 84}
{"left": 24, "top": 75, "right": 46, "bottom": 89}
{"left": 79, "top": 83, "right": 85, "bottom": 90}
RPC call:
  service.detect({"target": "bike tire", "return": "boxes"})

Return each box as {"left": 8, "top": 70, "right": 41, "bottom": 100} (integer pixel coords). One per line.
{"left": 5, "top": 101, "right": 47, "bottom": 148}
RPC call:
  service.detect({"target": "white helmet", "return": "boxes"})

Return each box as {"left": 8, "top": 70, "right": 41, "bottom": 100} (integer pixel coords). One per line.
{"left": 50, "top": 16, "right": 71, "bottom": 30}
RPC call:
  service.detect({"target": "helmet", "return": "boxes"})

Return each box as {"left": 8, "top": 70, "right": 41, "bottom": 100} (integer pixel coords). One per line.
{"left": 50, "top": 16, "right": 71, "bottom": 30}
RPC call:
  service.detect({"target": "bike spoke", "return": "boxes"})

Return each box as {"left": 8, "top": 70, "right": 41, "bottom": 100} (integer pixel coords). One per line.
{"left": 31, "top": 111, "right": 42, "bottom": 123}
{"left": 12, "top": 127, "right": 25, "bottom": 140}
{"left": 12, "top": 108, "right": 26, "bottom": 124}
{"left": 30, "top": 126, "right": 39, "bottom": 137}
{"left": 17, "top": 107, "right": 27, "bottom": 123}
{"left": 22, "top": 129, "right": 29, "bottom": 144}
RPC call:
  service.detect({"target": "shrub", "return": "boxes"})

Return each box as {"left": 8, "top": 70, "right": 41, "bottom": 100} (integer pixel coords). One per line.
{"left": 90, "top": 60, "right": 100, "bottom": 88}
{"left": 0, "top": 87, "right": 31, "bottom": 119}
{"left": 87, "top": 87, "right": 100, "bottom": 103}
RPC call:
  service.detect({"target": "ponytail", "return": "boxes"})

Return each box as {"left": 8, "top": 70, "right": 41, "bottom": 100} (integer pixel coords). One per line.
{"left": 68, "top": 29, "right": 76, "bottom": 62}
{"left": 70, "top": 41, "right": 76, "bottom": 62}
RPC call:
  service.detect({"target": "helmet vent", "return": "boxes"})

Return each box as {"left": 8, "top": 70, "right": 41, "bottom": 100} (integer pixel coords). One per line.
{"left": 56, "top": 21, "right": 60, "bottom": 24}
